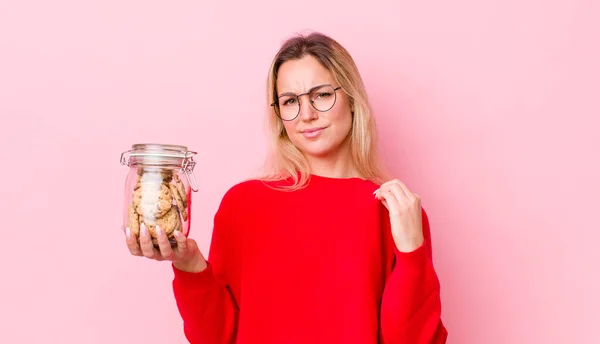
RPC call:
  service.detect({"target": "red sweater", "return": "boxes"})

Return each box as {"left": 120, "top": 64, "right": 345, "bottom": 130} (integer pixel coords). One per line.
{"left": 172, "top": 175, "right": 448, "bottom": 343}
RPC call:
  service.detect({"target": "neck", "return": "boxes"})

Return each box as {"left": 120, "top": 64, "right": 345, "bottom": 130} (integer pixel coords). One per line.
{"left": 304, "top": 142, "right": 359, "bottom": 179}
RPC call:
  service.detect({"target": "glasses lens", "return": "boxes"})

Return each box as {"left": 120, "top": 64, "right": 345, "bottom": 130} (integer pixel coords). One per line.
{"left": 310, "top": 85, "right": 336, "bottom": 112}
{"left": 277, "top": 96, "right": 299, "bottom": 120}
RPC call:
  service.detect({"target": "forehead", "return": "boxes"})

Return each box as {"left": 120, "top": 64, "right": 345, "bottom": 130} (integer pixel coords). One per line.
{"left": 276, "top": 55, "right": 334, "bottom": 94}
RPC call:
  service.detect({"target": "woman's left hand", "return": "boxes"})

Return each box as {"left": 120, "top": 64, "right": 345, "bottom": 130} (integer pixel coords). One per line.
{"left": 374, "top": 179, "right": 424, "bottom": 252}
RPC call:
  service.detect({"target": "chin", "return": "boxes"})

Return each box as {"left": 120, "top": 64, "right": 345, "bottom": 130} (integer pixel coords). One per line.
{"left": 302, "top": 148, "right": 333, "bottom": 158}
{"left": 296, "top": 140, "right": 341, "bottom": 158}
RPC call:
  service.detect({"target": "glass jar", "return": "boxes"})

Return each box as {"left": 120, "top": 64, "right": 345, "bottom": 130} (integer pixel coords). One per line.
{"left": 120, "top": 143, "right": 198, "bottom": 247}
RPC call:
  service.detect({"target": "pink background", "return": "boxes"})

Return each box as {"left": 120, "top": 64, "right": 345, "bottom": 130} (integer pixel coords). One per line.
{"left": 1, "top": 0, "right": 598, "bottom": 343}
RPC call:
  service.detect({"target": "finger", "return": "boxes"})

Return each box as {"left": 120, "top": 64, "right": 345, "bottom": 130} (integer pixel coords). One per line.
{"left": 413, "top": 193, "right": 422, "bottom": 205}
{"left": 391, "top": 179, "right": 415, "bottom": 200}
{"left": 373, "top": 181, "right": 391, "bottom": 196}
{"left": 378, "top": 180, "right": 417, "bottom": 202}
{"left": 379, "top": 189, "right": 402, "bottom": 216}
{"left": 374, "top": 185, "right": 387, "bottom": 199}
{"left": 392, "top": 180, "right": 422, "bottom": 209}
{"left": 389, "top": 184, "right": 410, "bottom": 208}
{"left": 379, "top": 197, "right": 390, "bottom": 211}
{"left": 155, "top": 226, "right": 174, "bottom": 260}
{"left": 173, "top": 231, "right": 188, "bottom": 259}
{"left": 374, "top": 179, "right": 403, "bottom": 198}
{"left": 125, "top": 227, "right": 142, "bottom": 256}
{"left": 139, "top": 223, "right": 160, "bottom": 260}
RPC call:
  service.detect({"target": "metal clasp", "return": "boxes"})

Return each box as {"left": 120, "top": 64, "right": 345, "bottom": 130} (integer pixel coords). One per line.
{"left": 182, "top": 154, "right": 199, "bottom": 192}
{"left": 120, "top": 150, "right": 131, "bottom": 166}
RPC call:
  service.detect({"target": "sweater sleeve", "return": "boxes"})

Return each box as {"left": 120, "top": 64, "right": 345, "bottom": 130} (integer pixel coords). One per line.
{"left": 380, "top": 207, "right": 448, "bottom": 344}
{"left": 171, "top": 190, "right": 239, "bottom": 344}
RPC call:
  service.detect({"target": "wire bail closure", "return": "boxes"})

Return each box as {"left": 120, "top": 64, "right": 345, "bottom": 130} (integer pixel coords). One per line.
{"left": 181, "top": 155, "right": 199, "bottom": 192}
{"left": 120, "top": 145, "right": 199, "bottom": 192}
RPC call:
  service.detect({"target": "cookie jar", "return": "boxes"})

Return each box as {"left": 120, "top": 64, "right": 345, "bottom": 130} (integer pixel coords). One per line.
{"left": 120, "top": 143, "right": 199, "bottom": 247}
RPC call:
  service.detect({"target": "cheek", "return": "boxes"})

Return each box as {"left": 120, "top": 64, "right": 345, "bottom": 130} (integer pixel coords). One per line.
{"left": 282, "top": 121, "right": 295, "bottom": 136}
{"left": 282, "top": 121, "right": 303, "bottom": 145}
{"left": 329, "top": 108, "right": 353, "bottom": 134}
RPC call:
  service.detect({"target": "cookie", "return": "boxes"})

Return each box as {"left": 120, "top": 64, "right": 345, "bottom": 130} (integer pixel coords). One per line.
{"left": 142, "top": 205, "right": 182, "bottom": 238}
{"left": 151, "top": 233, "right": 178, "bottom": 247}
{"left": 133, "top": 182, "right": 173, "bottom": 219}
{"left": 133, "top": 174, "right": 143, "bottom": 190}
{"left": 128, "top": 202, "right": 141, "bottom": 236}
{"left": 172, "top": 174, "right": 188, "bottom": 207}
{"left": 169, "top": 183, "right": 188, "bottom": 221}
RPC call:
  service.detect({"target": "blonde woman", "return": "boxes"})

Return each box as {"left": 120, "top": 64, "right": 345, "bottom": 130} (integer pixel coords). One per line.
{"left": 126, "top": 31, "right": 448, "bottom": 344}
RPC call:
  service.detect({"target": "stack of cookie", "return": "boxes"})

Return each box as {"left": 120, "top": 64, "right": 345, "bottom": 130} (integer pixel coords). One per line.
{"left": 128, "top": 167, "right": 189, "bottom": 245}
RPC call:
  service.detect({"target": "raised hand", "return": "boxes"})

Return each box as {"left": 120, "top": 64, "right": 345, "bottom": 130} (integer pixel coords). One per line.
{"left": 374, "top": 179, "right": 424, "bottom": 252}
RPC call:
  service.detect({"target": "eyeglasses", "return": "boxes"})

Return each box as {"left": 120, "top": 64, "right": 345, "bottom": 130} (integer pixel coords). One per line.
{"left": 271, "top": 84, "right": 342, "bottom": 121}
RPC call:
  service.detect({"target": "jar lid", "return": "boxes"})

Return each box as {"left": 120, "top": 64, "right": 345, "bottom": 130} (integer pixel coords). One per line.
{"left": 121, "top": 143, "right": 196, "bottom": 167}
{"left": 120, "top": 143, "right": 199, "bottom": 192}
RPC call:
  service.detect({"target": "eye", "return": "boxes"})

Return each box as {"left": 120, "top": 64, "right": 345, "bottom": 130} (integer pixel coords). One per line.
{"left": 314, "top": 92, "right": 332, "bottom": 99}
{"left": 281, "top": 97, "right": 296, "bottom": 106}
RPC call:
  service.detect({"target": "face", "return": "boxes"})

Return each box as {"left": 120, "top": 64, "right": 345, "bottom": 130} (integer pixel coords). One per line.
{"left": 275, "top": 55, "right": 353, "bottom": 159}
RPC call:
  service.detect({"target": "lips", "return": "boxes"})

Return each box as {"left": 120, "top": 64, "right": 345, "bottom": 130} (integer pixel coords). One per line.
{"left": 301, "top": 127, "right": 325, "bottom": 133}
{"left": 300, "top": 126, "right": 326, "bottom": 139}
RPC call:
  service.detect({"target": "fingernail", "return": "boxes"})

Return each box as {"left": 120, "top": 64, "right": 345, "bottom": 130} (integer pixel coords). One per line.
{"left": 141, "top": 223, "right": 147, "bottom": 236}
{"left": 125, "top": 227, "right": 131, "bottom": 239}
{"left": 156, "top": 225, "right": 162, "bottom": 236}
{"left": 174, "top": 230, "right": 182, "bottom": 239}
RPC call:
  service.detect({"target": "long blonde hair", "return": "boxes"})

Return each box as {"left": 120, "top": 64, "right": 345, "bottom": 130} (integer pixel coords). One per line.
{"left": 258, "top": 32, "right": 389, "bottom": 190}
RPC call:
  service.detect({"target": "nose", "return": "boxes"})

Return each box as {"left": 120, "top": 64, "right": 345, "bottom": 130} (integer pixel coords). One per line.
{"left": 298, "top": 96, "right": 317, "bottom": 121}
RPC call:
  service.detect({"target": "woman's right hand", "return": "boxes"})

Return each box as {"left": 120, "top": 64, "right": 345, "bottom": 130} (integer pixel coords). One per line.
{"left": 125, "top": 223, "right": 208, "bottom": 273}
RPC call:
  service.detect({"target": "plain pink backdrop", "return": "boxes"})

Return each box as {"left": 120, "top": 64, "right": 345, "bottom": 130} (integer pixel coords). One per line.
{"left": 1, "top": 0, "right": 598, "bottom": 343}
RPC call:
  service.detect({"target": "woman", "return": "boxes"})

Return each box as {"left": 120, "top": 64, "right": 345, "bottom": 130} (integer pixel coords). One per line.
{"left": 125, "top": 32, "right": 448, "bottom": 344}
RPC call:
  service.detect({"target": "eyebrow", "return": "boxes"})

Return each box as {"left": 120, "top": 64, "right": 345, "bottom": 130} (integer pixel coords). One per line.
{"left": 277, "top": 83, "right": 331, "bottom": 98}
